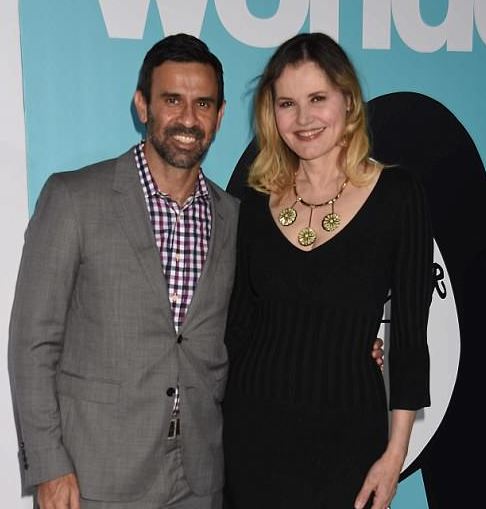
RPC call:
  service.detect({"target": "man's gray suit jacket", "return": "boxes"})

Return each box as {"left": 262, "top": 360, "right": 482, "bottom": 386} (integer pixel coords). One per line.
{"left": 8, "top": 148, "right": 239, "bottom": 502}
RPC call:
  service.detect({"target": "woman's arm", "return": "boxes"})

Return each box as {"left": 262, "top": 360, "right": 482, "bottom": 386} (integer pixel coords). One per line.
{"left": 356, "top": 170, "right": 434, "bottom": 509}
{"left": 354, "top": 410, "right": 416, "bottom": 509}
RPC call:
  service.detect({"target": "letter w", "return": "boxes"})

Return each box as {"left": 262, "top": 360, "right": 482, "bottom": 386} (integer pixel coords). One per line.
{"left": 98, "top": 0, "right": 208, "bottom": 39}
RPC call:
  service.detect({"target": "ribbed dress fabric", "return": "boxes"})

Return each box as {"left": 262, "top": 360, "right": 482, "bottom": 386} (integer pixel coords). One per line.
{"left": 223, "top": 167, "right": 433, "bottom": 509}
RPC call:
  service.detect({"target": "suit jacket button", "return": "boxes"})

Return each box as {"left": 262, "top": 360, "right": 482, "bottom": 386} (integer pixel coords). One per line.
{"left": 177, "top": 335, "right": 183, "bottom": 344}
{"left": 166, "top": 387, "right": 176, "bottom": 397}
{"left": 24, "top": 463, "right": 29, "bottom": 470}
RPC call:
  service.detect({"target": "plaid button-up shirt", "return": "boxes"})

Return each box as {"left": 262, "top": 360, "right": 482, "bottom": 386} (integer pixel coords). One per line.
{"left": 135, "top": 142, "right": 212, "bottom": 332}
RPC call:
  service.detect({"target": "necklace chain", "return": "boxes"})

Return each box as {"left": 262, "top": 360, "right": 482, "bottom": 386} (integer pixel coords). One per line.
{"left": 293, "top": 178, "right": 348, "bottom": 208}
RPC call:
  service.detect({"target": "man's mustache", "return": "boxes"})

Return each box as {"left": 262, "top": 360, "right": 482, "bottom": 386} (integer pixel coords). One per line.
{"left": 164, "top": 124, "right": 205, "bottom": 140}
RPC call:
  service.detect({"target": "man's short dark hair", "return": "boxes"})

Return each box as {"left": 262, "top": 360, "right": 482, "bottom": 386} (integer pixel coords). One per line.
{"left": 137, "top": 33, "right": 225, "bottom": 109}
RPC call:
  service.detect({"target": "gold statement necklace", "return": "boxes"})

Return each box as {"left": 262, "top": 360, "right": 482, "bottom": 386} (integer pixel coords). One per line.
{"left": 278, "top": 177, "right": 349, "bottom": 247}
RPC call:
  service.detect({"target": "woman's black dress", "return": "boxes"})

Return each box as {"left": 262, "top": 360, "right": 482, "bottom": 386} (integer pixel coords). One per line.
{"left": 223, "top": 168, "right": 433, "bottom": 509}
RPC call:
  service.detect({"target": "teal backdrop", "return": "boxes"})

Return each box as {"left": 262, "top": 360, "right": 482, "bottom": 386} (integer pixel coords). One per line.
{"left": 18, "top": 1, "right": 486, "bottom": 507}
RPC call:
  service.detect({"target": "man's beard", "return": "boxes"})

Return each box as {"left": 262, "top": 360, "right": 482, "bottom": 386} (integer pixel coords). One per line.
{"left": 147, "top": 114, "right": 214, "bottom": 170}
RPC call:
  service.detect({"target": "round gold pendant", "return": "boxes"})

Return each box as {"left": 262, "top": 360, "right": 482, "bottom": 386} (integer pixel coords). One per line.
{"left": 279, "top": 207, "right": 297, "bottom": 226}
{"left": 298, "top": 227, "right": 317, "bottom": 246}
{"left": 322, "top": 212, "right": 341, "bottom": 232}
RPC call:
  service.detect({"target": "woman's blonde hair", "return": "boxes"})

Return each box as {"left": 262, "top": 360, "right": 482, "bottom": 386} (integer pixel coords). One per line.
{"left": 249, "top": 33, "right": 380, "bottom": 194}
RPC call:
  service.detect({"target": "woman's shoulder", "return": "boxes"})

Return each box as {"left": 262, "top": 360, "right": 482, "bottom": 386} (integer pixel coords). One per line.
{"left": 237, "top": 185, "right": 269, "bottom": 225}
{"left": 377, "top": 165, "right": 430, "bottom": 227}
{"left": 239, "top": 185, "right": 269, "bottom": 207}
{"left": 379, "top": 165, "right": 425, "bottom": 196}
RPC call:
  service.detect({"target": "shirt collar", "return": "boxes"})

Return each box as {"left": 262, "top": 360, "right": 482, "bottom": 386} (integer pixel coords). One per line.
{"left": 134, "top": 141, "right": 210, "bottom": 202}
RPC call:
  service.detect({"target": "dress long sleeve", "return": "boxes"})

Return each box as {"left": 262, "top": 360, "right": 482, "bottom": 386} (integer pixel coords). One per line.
{"left": 389, "top": 171, "right": 433, "bottom": 410}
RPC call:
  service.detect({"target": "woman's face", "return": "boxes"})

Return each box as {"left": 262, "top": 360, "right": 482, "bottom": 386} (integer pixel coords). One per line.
{"left": 273, "top": 60, "right": 349, "bottom": 167}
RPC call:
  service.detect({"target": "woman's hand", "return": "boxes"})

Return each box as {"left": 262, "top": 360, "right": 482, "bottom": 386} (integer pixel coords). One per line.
{"left": 355, "top": 409, "right": 415, "bottom": 509}
{"left": 353, "top": 449, "right": 404, "bottom": 509}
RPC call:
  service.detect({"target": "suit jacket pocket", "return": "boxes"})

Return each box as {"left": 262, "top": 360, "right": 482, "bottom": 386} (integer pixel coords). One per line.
{"left": 57, "top": 370, "right": 120, "bottom": 404}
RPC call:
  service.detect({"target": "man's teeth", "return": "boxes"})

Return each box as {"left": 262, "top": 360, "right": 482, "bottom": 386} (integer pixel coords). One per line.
{"left": 173, "top": 134, "right": 196, "bottom": 144}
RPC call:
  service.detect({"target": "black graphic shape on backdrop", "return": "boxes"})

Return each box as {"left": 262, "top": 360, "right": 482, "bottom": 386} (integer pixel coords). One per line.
{"left": 226, "top": 138, "right": 258, "bottom": 198}
{"left": 227, "top": 92, "right": 486, "bottom": 509}
{"left": 369, "top": 92, "right": 486, "bottom": 509}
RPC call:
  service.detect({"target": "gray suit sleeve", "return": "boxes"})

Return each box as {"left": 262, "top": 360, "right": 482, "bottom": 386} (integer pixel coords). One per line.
{"left": 8, "top": 174, "right": 80, "bottom": 490}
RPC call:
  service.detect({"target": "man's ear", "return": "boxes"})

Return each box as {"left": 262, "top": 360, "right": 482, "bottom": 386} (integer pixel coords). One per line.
{"left": 134, "top": 90, "right": 148, "bottom": 124}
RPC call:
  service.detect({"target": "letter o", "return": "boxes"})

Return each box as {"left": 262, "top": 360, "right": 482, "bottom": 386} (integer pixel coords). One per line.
{"left": 214, "top": 0, "right": 308, "bottom": 48}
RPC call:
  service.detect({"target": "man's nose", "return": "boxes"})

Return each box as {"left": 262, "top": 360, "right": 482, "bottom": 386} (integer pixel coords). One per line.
{"left": 179, "top": 103, "right": 197, "bottom": 127}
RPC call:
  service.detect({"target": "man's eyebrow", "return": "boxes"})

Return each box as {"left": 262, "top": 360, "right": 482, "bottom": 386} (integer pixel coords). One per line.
{"left": 197, "top": 96, "right": 216, "bottom": 104}
{"left": 158, "top": 92, "right": 216, "bottom": 104}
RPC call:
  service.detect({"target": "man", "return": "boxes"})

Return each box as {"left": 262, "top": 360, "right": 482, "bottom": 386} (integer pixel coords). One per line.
{"left": 9, "top": 33, "right": 384, "bottom": 509}
{"left": 9, "top": 34, "right": 238, "bottom": 509}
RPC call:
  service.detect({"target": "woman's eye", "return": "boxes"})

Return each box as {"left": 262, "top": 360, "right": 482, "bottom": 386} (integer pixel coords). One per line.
{"left": 278, "top": 101, "right": 294, "bottom": 108}
{"left": 311, "top": 95, "right": 326, "bottom": 103}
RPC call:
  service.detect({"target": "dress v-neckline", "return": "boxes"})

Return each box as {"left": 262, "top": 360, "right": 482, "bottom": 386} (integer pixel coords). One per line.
{"left": 266, "top": 170, "right": 385, "bottom": 254}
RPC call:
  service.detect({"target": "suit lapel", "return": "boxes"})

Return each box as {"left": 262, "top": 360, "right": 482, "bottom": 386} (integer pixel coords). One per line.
{"left": 180, "top": 181, "right": 227, "bottom": 333}
{"left": 111, "top": 150, "right": 173, "bottom": 323}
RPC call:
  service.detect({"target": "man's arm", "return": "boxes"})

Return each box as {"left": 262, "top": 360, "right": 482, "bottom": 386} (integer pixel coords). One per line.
{"left": 8, "top": 174, "right": 80, "bottom": 491}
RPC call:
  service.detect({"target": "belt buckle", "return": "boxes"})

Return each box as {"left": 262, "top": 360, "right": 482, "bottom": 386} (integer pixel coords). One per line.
{"left": 168, "top": 417, "right": 180, "bottom": 440}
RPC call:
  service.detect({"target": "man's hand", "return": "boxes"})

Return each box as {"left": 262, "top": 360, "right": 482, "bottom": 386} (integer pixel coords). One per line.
{"left": 372, "top": 338, "right": 384, "bottom": 371}
{"left": 37, "top": 473, "right": 80, "bottom": 509}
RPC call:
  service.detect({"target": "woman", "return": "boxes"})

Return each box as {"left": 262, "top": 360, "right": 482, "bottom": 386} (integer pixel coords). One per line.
{"left": 223, "top": 33, "right": 432, "bottom": 509}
